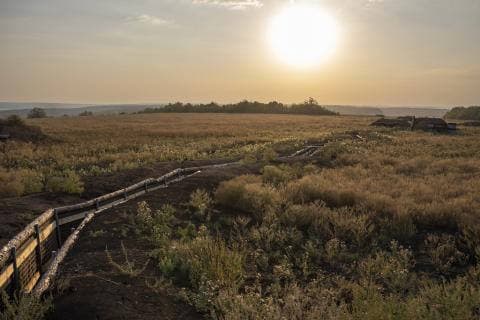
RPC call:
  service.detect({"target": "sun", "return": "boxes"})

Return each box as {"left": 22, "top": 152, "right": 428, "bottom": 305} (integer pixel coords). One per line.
{"left": 268, "top": 5, "right": 339, "bottom": 68}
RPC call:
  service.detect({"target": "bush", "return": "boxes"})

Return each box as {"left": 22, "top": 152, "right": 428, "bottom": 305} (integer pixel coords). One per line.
{"left": 359, "top": 241, "right": 416, "bottom": 294}
{"left": 189, "top": 189, "right": 212, "bottom": 221}
{"left": 262, "top": 147, "right": 278, "bottom": 163}
{"left": 409, "top": 273, "right": 480, "bottom": 319}
{"left": 45, "top": 170, "right": 84, "bottom": 194}
{"left": 215, "top": 175, "right": 281, "bottom": 219}
{"left": 0, "top": 291, "right": 52, "bottom": 320}
{"left": 285, "top": 175, "right": 361, "bottom": 207}
{"left": 27, "top": 107, "right": 47, "bottom": 119}
{"left": 424, "top": 234, "right": 467, "bottom": 275}
{"left": 0, "top": 171, "right": 25, "bottom": 197}
{"left": 158, "top": 230, "right": 244, "bottom": 291}
{"left": 262, "top": 165, "right": 294, "bottom": 186}
{"left": 19, "top": 169, "right": 44, "bottom": 194}
{"left": 5, "top": 115, "right": 25, "bottom": 126}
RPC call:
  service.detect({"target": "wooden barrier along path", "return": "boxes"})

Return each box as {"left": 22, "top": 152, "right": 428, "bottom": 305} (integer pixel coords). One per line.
{"left": 0, "top": 145, "right": 323, "bottom": 299}
{"left": 0, "top": 164, "right": 230, "bottom": 298}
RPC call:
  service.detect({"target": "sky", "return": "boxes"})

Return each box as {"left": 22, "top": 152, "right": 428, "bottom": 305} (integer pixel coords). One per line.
{"left": 1, "top": 0, "right": 479, "bottom": 107}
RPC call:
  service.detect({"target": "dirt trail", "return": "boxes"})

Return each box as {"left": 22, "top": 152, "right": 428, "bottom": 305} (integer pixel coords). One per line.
{"left": 50, "top": 163, "right": 258, "bottom": 320}
{"left": 0, "top": 159, "right": 235, "bottom": 248}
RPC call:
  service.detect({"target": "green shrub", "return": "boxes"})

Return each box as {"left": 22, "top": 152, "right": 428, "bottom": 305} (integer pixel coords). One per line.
{"left": 424, "top": 234, "right": 467, "bottom": 275}
{"left": 215, "top": 175, "right": 281, "bottom": 219}
{"left": 323, "top": 238, "right": 350, "bottom": 267}
{"left": 0, "top": 291, "right": 52, "bottom": 320}
{"left": 408, "top": 273, "right": 480, "bottom": 319}
{"left": 45, "top": 170, "right": 84, "bottom": 194}
{"left": 262, "top": 147, "right": 278, "bottom": 163}
{"left": 285, "top": 175, "right": 361, "bottom": 207}
{"left": 0, "top": 171, "right": 25, "bottom": 197}
{"left": 158, "top": 230, "right": 244, "bottom": 291}
{"left": 135, "top": 201, "right": 153, "bottom": 232}
{"left": 262, "top": 165, "right": 294, "bottom": 186}
{"left": 19, "top": 169, "right": 44, "bottom": 194}
{"left": 151, "top": 204, "right": 176, "bottom": 246}
{"left": 359, "top": 241, "right": 416, "bottom": 294}
{"left": 189, "top": 189, "right": 212, "bottom": 221}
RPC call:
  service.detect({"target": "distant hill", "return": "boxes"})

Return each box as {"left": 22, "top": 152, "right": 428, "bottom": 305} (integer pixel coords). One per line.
{"left": 325, "top": 106, "right": 383, "bottom": 116}
{"left": 381, "top": 107, "right": 449, "bottom": 118}
{"left": 0, "top": 102, "right": 451, "bottom": 118}
{"left": 0, "top": 103, "right": 154, "bottom": 118}
{"left": 445, "top": 106, "right": 480, "bottom": 120}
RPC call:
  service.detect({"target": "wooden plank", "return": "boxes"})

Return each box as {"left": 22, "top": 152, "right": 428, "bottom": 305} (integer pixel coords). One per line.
{"left": 58, "top": 211, "right": 89, "bottom": 226}
{"left": 0, "top": 221, "right": 56, "bottom": 289}
{"left": 24, "top": 271, "right": 40, "bottom": 293}
{"left": 0, "top": 209, "right": 54, "bottom": 268}
{"left": 0, "top": 264, "right": 14, "bottom": 290}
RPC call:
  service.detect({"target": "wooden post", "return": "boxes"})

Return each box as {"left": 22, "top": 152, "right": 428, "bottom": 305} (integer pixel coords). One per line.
{"left": 54, "top": 209, "right": 62, "bottom": 248}
{"left": 34, "top": 225, "right": 44, "bottom": 274}
{"left": 95, "top": 199, "right": 100, "bottom": 210}
{"left": 11, "top": 247, "right": 20, "bottom": 293}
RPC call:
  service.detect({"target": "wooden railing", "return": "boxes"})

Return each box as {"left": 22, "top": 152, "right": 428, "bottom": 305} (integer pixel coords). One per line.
{"left": 0, "top": 166, "right": 211, "bottom": 297}
{"left": 0, "top": 144, "right": 321, "bottom": 299}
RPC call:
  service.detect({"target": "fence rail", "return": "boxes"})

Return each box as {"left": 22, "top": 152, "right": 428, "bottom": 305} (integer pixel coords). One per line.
{"left": 0, "top": 145, "right": 321, "bottom": 300}
{"left": 0, "top": 166, "right": 206, "bottom": 298}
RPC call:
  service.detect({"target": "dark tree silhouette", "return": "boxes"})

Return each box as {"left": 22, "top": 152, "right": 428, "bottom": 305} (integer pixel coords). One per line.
{"left": 27, "top": 107, "right": 47, "bottom": 119}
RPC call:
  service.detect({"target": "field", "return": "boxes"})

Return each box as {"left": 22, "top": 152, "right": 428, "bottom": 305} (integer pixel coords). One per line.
{"left": 1, "top": 113, "right": 480, "bottom": 319}
{"left": 1, "top": 113, "right": 369, "bottom": 198}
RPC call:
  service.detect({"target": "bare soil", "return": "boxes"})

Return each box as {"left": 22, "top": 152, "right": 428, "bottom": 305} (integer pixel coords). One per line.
{"left": 0, "top": 159, "right": 237, "bottom": 247}
{"left": 47, "top": 162, "right": 259, "bottom": 320}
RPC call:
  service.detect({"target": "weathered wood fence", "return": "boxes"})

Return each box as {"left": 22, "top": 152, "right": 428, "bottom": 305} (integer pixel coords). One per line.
{"left": 0, "top": 166, "right": 214, "bottom": 297}
{"left": 0, "top": 144, "right": 321, "bottom": 300}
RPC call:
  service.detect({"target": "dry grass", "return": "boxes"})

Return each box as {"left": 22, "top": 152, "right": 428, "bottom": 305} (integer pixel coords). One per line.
{"left": 0, "top": 113, "right": 371, "bottom": 198}
{"left": 123, "top": 120, "right": 480, "bottom": 319}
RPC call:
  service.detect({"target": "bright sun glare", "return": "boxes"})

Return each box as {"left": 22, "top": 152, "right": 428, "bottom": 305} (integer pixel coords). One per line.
{"left": 268, "top": 5, "right": 339, "bottom": 68}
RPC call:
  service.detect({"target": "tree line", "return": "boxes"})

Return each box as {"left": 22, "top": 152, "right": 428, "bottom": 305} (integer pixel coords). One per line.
{"left": 140, "top": 98, "right": 338, "bottom": 116}
{"left": 445, "top": 106, "right": 480, "bottom": 120}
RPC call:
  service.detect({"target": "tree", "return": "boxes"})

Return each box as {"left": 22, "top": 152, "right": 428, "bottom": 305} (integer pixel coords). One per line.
{"left": 304, "top": 97, "right": 319, "bottom": 106}
{"left": 27, "top": 108, "right": 47, "bottom": 119}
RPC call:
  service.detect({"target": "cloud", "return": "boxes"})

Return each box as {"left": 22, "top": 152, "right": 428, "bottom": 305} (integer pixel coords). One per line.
{"left": 125, "top": 14, "right": 173, "bottom": 26}
{"left": 192, "top": 0, "right": 263, "bottom": 10}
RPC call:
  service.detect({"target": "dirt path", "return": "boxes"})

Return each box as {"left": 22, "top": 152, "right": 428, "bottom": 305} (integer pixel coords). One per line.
{"left": 0, "top": 159, "right": 237, "bottom": 248}
{"left": 49, "top": 163, "right": 258, "bottom": 320}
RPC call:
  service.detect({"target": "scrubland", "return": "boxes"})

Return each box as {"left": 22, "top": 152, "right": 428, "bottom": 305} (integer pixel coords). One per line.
{"left": 0, "top": 113, "right": 368, "bottom": 198}
{"left": 130, "top": 125, "right": 480, "bottom": 319}
{"left": 2, "top": 113, "right": 480, "bottom": 319}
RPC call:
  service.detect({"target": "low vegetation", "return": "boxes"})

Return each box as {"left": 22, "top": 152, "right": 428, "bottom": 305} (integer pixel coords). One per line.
{"left": 128, "top": 125, "right": 480, "bottom": 319}
{"left": 140, "top": 98, "right": 337, "bottom": 116}
{"left": 445, "top": 106, "right": 480, "bottom": 120}
{"left": 0, "top": 113, "right": 369, "bottom": 198}
{"left": 0, "top": 291, "right": 52, "bottom": 320}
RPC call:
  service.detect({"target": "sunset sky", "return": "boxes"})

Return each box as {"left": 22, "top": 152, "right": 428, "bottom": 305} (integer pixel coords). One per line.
{"left": 1, "top": 0, "right": 479, "bottom": 107}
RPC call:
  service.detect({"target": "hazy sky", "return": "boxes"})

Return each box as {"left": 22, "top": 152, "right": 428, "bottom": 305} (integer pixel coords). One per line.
{"left": 1, "top": 0, "right": 479, "bottom": 106}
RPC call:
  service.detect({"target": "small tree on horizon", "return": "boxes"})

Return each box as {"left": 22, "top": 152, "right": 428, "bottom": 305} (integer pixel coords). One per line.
{"left": 27, "top": 107, "right": 47, "bottom": 119}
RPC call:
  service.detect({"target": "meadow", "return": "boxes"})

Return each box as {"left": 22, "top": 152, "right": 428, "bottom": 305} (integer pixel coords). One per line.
{"left": 0, "top": 113, "right": 368, "bottom": 198}
{"left": 127, "top": 121, "right": 480, "bottom": 319}
{"left": 1, "top": 113, "right": 480, "bottom": 319}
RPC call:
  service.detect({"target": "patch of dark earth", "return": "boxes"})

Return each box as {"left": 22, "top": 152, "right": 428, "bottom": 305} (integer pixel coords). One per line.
{"left": 47, "top": 163, "right": 257, "bottom": 320}
{"left": 0, "top": 158, "right": 244, "bottom": 247}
